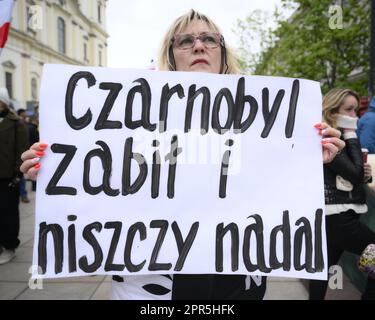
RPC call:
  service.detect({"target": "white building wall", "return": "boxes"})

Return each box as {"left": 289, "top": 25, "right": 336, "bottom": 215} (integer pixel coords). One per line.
{"left": 0, "top": 0, "right": 109, "bottom": 110}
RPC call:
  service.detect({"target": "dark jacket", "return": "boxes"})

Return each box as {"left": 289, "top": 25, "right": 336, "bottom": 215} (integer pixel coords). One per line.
{"left": 324, "top": 136, "right": 366, "bottom": 205}
{"left": 0, "top": 109, "right": 29, "bottom": 179}
{"left": 27, "top": 122, "right": 39, "bottom": 146}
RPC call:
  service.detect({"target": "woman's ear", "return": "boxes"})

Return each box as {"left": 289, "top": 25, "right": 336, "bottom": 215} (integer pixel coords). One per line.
{"left": 220, "top": 45, "right": 227, "bottom": 74}
{"left": 168, "top": 47, "right": 176, "bottom": 71}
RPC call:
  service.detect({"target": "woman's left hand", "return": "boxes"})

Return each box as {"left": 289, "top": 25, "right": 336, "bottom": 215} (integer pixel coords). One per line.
{"left": 315, "top": 122, "right": 345, "bottom": 164}
{"left": 364, "top": 162, "right": 372, "bottom": 182}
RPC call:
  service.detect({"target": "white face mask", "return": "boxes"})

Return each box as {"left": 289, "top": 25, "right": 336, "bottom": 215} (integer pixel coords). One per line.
{"left": 335, "top": 114, "right": 358, "bottom": 129}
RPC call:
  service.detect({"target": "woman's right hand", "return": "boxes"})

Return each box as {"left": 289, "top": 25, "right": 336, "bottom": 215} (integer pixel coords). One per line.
{"left": 20, "top": 142, "right": 48, "bottom": 180}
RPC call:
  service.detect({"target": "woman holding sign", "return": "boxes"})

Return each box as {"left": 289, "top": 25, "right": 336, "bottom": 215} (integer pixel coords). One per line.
{"left": 309, "top": 88, "right": 375, "bottom": 300}
{"left": 21, "top": 9, "right": 344, "bottom": 300}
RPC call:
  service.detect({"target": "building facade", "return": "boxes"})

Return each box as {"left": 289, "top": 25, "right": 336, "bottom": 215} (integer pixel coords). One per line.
{"left": 0, "top": 0, "right": 109, "bottom": 111}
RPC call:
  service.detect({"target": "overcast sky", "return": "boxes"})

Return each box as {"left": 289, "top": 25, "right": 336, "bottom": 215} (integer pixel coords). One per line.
{"left": 106, "top": 0, "right": 288, "bottom": 69}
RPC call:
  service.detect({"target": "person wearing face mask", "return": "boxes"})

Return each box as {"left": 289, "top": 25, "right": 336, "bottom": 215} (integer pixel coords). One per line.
{"left": 309, "top": 88, "right": 375, "bottom": 300}
{"left": 0, "top": 87, "right": 29, "bottom": 264}
{"left": 21, "top": 9, "right": 345, "bottom": 300}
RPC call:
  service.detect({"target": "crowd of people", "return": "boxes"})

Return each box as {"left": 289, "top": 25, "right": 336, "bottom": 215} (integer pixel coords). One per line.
{"left": 1, "top": 9, "right": 375, "bottom": 300}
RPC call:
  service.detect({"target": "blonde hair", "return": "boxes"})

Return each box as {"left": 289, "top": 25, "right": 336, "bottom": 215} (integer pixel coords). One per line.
{"left": 158, "top": 9, "right": 241, "bottom": 74}
{"left": 322, "top": 88, "right": 360, "bottom": 128}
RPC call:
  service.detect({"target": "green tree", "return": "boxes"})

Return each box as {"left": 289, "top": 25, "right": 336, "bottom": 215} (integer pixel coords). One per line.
{"left": 236, "top": 0, "right": 370, "bottom": 96}
{"left": 235, "top": 9, "right": 277, "bottom": 74}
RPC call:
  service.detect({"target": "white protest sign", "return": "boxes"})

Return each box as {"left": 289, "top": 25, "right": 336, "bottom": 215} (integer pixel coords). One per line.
{"left": 33, "top": 64, "right": 327, "bottom": 280}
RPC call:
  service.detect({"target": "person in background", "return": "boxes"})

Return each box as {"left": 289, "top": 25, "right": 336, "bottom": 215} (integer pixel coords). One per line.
{"left": 20, "top": 9, "right": 345, "bottom": 299}
{"left": 309, "top": 88, "right": 375, "bottom": 300}
{"left": 358, "top": 97, "right": 375, "bottom": 154}
{"left": 16, "top": 109, "right": 30, "bottom": 203}
{"left": 26, "top": 111, "right": 39, "bottom": 192}
{"left": 0, "top": 87, "right": 29, "bottom": 264}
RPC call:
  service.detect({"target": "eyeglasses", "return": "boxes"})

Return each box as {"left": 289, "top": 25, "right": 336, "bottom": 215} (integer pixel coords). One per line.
{"left": 172, "top": 32, "right": 223, "bottom": 50}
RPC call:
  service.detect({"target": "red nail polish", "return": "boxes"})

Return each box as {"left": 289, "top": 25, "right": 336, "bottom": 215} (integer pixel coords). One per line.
{"left": 322, "top": 140, "right": 328, "bottom": 145}
{"left": 314, "top": 123, "right": 322, "bottom": 129}
{"left": 34, "top": 163, "right": 41, "bottom": 169}
{"left": 40, "top": 143, "right": 48, "bottom": 149}
{"left": 36, "top": 151, "right": 45, "bottom": 156}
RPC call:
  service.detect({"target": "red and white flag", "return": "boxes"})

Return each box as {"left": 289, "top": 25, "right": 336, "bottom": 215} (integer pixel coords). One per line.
{"left": 0, "top": 0, "right": 15, "bottom": 56}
